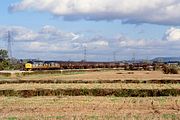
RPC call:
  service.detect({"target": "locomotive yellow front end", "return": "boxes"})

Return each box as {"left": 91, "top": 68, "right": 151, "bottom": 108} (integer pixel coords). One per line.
{"left": 25, "top": 63, "right": 33, "bottom": 71}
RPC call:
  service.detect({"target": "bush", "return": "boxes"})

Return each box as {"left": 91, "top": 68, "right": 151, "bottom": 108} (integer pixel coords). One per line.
{"left": 162, "top": 65, "right": 179, "bottom": 74}
{"left": 0, "top": 60, "right": 11, "bottom": 70}
{"left": 162, "top": 66, "right": 169, "bottom": 74}
{"left": 169, "top": 67, "right": 179, "bottom": 74}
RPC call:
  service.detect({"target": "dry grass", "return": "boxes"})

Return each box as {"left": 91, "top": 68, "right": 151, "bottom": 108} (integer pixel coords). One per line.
{"left": 0, "top": 83, "right": 179, "bottom": 90}
{"left": 0, "top": 70, "right": 180, "bottom": 81}
{"left": 0, "top": 70, "right": 179, "bottom": 119}
{"left": 0, "top": 96, "right": 179, "bottom": 119}
{"left": 20, "top": 70, "right": 180, "bottom": 81}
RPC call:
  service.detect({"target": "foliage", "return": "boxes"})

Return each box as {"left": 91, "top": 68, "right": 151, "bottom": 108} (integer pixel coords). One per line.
{"left": 0, "top": 49, "right": 24, "bottom": 70}
{"left": 162, "top": 65, "right": 179, "bottom": 74}
{"left": 0, "top": 49, "right": 8, "bottom": 60}
{"left": 0, "top": 49, "right": 10, "bottom": 70}
{"left": 0, "top": 60, "right": 10, "bottom": 70}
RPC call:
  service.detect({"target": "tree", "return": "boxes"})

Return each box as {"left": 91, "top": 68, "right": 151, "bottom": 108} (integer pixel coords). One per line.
{"left": 0, "top": 49, "right": 9, "bottom": 70}
{"left": 0, "top": 49, "right": 8, "bottom": 60}
{"left": 0, "top": 49, "right": 24, "bottom": 70}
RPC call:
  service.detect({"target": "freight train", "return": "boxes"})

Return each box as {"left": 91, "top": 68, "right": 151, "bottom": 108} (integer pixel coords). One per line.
{"left": 25, "top": 60, "right": 123, "bottom": 71}
{"left": 24, "top": 60, "right": 160, "bottom": 71}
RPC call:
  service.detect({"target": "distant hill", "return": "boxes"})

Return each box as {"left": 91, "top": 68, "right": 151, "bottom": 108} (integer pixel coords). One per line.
{"left": 152, "top": 57, "right": 180, "bottom": 62}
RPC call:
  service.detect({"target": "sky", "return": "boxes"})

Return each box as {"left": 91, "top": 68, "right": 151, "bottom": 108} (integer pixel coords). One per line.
{"left": 0, "top": 0, "right": 180, "bottom": 61}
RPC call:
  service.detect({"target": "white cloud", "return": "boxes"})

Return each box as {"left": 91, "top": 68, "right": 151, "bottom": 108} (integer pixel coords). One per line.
{"left": 165, "top": 27, "right": 180, "bottom": 41}
{"left": 27, "top": 42, "right": 48, "bottom": 50}
{"left": 116, "top": 36, "right": 146, "bottom": 47}
{"left": 0, "top": 25, "right": 109, "bottom": 53}
{"left": 39, "top": 25, "right": 79, "bottom": 42}
{"left": 1, "top": 25, "right": 180, "bottom": 60}
{"left": 9, "top": 0, "right": 180, "bottom": 25}
{"left": 0, "top": 26, "right": 38, "bottom": 41}
{"left": 84, "top": 40, "right": 109, "bottom": 50}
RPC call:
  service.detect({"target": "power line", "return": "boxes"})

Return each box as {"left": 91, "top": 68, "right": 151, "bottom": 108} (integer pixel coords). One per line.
{"left": 7, "top": 31, "right": 13, "bottom": 59}
{"left": 132, "top": 52, "right": 135, "bottom": 63}
{"left": 113, "top": 51, "right": 116, "bottom": 62}
{"left": 84, "top": 46, "right": 87, "bottom": 62}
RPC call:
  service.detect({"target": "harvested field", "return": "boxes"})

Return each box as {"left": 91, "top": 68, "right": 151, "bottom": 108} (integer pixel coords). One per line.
{"left": 0, "top": 96, "right": 179, "bottom": 120}
{"left": 0, "top": 79, "right": 180, "bottom": 84}
{"left": 0, "top": 70, "right": 180, "bottom": 119}
{"left": 1, "top": 70, "right": 180, "bottom": 81}
{"left": 0, "top": 83, "right": 180, "bottom": 90}
{"left": 21, "top": 70, "right": 180, "bottom": 81}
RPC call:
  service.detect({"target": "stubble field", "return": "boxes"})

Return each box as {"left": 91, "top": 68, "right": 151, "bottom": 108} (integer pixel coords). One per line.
{"left": 0, "top": 70, "right": 179, "bottom": 119}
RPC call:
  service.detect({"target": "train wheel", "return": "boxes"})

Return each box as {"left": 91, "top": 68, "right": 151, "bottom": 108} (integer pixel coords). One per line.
{"left": 26, "top": 68, "right": 32, "bottom": 71}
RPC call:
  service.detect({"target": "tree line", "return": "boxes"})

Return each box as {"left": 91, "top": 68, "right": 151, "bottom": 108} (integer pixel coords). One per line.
{"left": 0, "top": 49, "right": 23, "bottom": 70}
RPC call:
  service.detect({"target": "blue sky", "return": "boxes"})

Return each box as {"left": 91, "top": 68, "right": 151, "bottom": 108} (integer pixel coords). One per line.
{"left": 0, "top": 0, "right": 180, "bottom": 61}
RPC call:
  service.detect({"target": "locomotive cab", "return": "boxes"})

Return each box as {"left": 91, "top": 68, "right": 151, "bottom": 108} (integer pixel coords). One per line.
{"left": 25, "top": 61, "right": 33, "bottom": 71}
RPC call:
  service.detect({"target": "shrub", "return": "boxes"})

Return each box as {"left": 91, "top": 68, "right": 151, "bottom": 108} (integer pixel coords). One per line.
{"left": 162, "top": 65, "right": 170, "bottom": 74}
{"left": 169, "top": 67, "right": 179, "bottom": 74}
{"left": 162, "top": 65, "right": 179, "bottom": 74}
